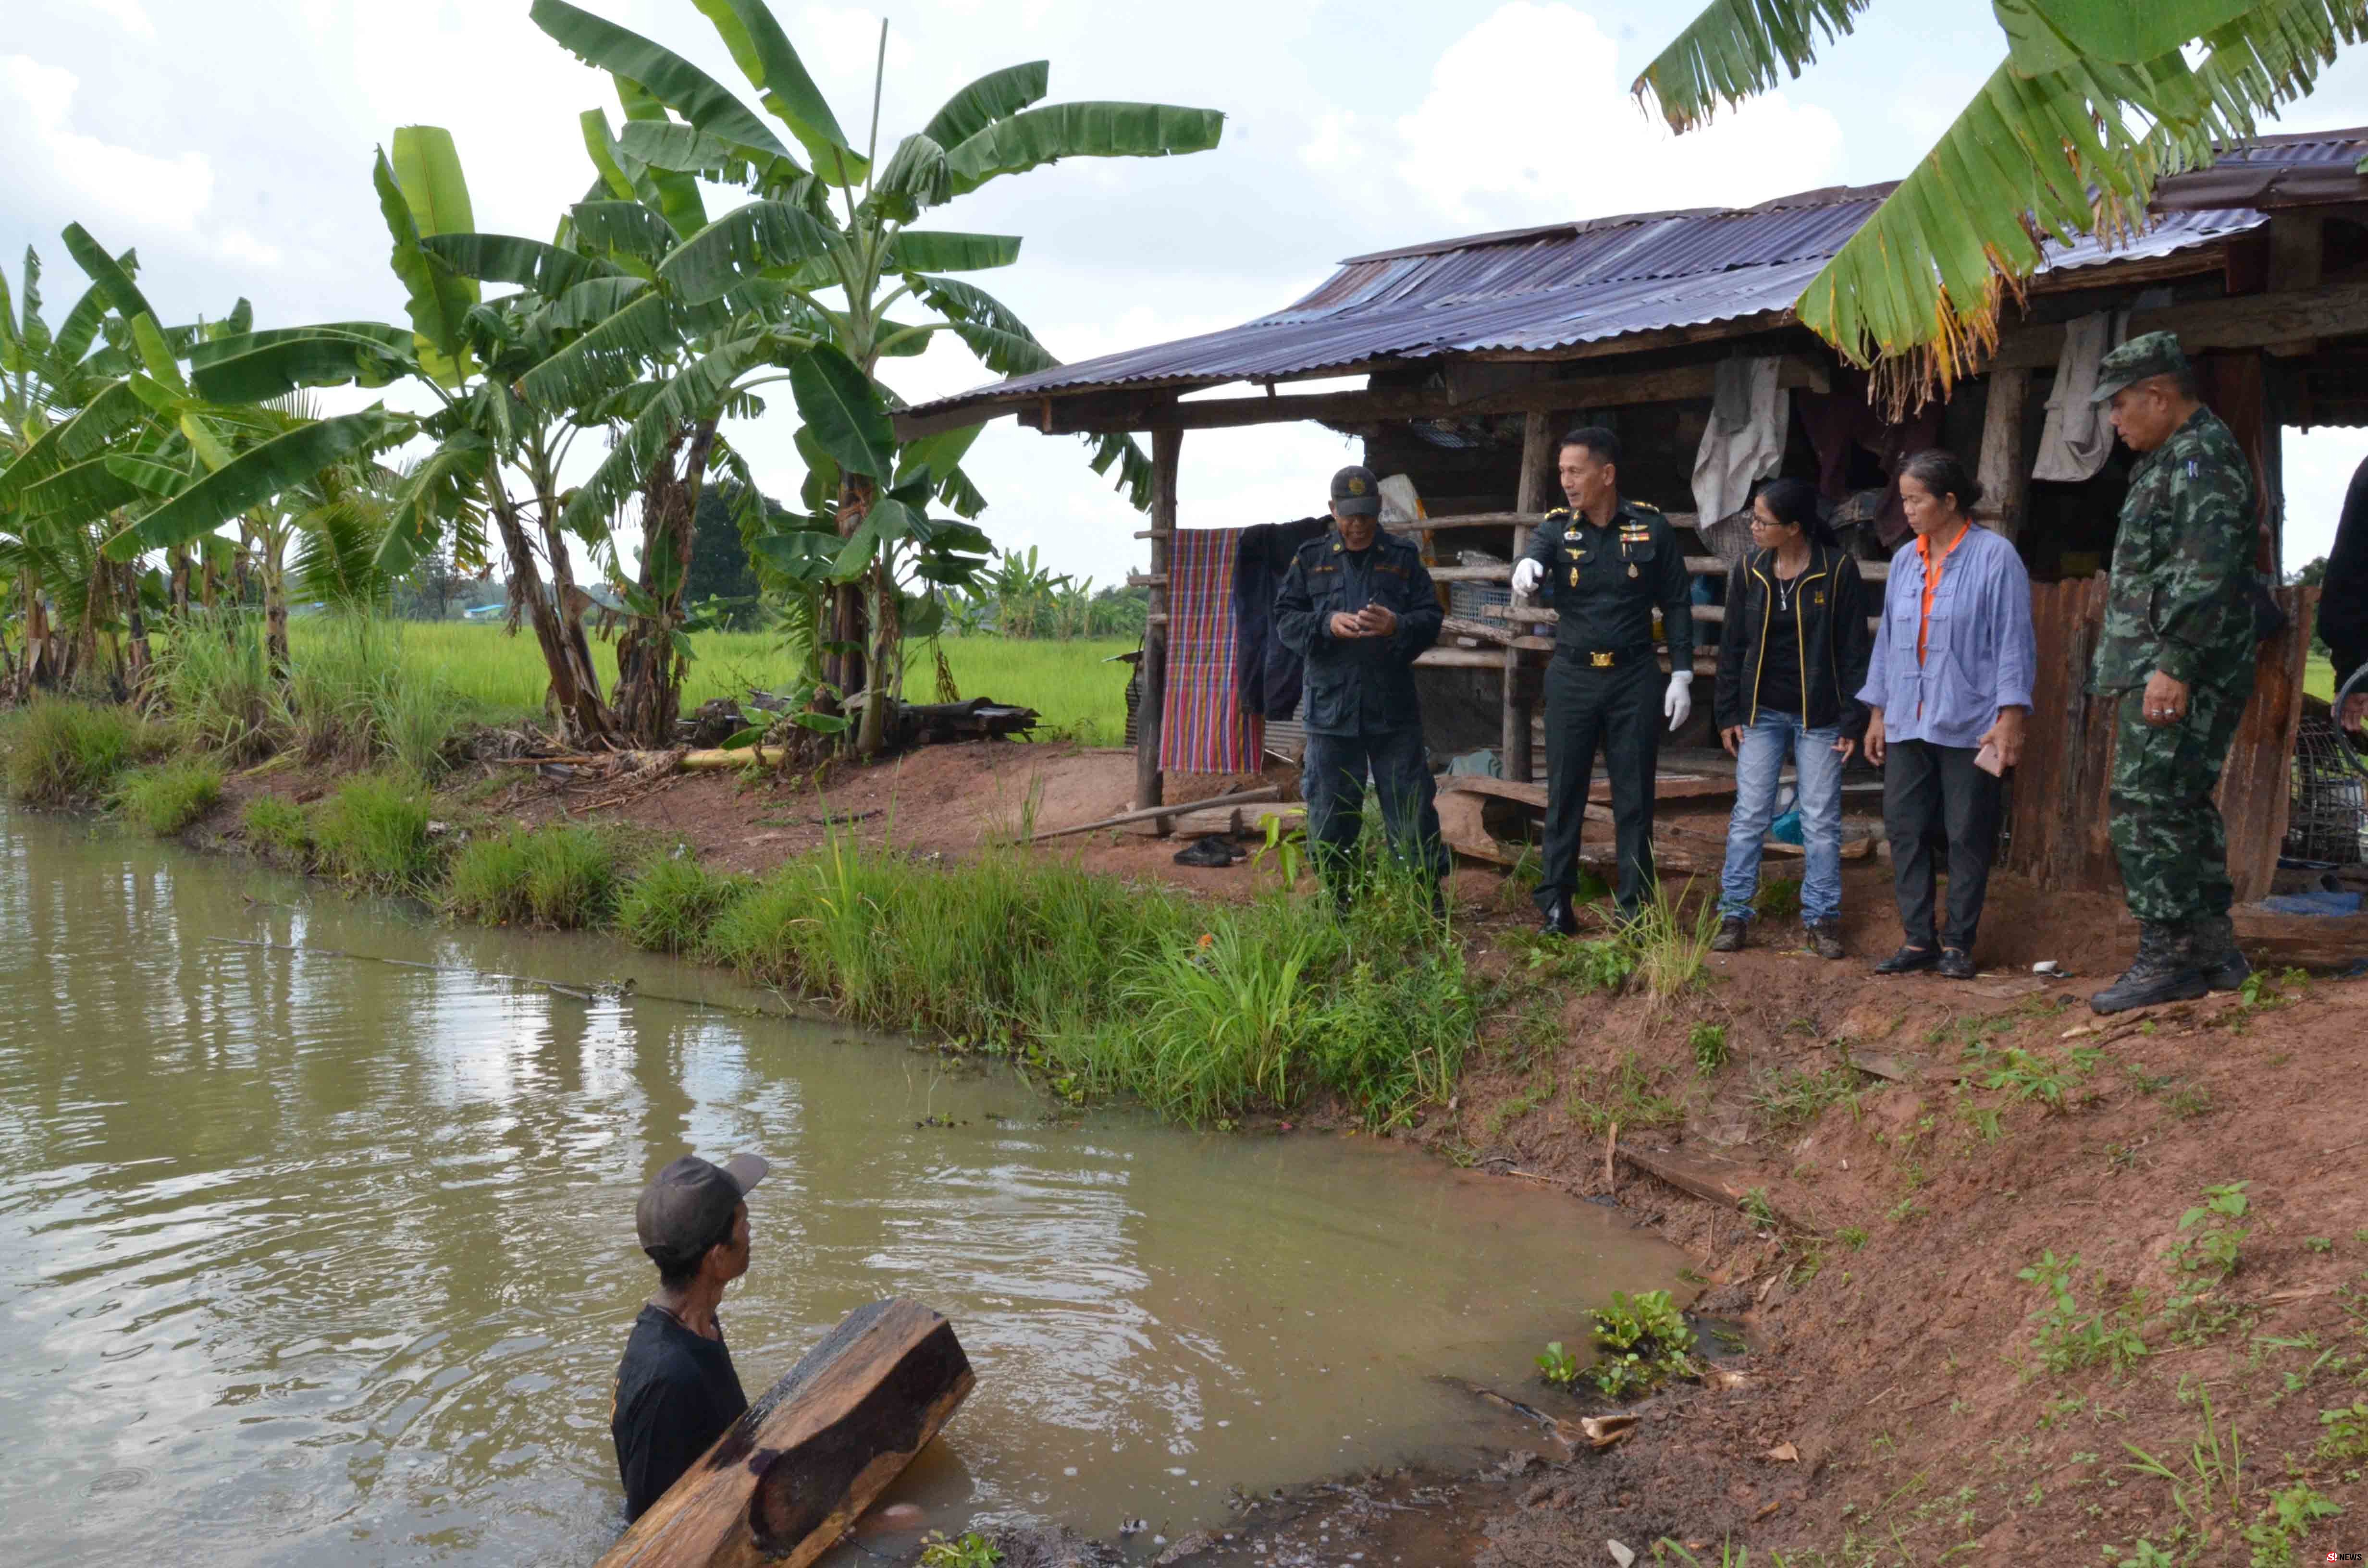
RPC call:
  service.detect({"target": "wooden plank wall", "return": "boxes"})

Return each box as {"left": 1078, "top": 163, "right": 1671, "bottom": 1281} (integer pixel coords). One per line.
{"left": 2005, "top": 584, "right": 2316, "bottom": 903}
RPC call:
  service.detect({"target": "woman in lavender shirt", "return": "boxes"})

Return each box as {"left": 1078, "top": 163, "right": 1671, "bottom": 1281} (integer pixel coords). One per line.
{"left": 1859, "top": 451, "right": 2036, "bottom": 980}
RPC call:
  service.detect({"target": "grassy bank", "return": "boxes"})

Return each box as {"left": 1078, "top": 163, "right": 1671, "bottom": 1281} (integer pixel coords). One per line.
{"left": 318, "top": 622, "right": 1135, "bottom": 744}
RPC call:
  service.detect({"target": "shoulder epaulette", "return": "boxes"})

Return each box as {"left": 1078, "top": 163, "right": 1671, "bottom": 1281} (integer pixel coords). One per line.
{"left": 1543, "top": 506, "right": 1572, "bottom": 520}
{"left": 1627, "top": 499, "right": 1663, "bottom": 515}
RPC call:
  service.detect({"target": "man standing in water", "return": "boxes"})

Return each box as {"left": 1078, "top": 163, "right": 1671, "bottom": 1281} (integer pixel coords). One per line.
{"left": 611, "top": 1152, "right": 768, "bottom": 1521}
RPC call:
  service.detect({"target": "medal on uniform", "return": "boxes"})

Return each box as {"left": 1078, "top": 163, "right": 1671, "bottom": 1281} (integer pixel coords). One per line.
{"left": 1628, "top": 563, "right": 1638, "bottom": 578}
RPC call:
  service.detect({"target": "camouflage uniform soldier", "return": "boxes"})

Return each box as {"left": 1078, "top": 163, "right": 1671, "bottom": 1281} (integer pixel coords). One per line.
{"left": 2086, "top": 332, "right": 2261, "bottom": 1014}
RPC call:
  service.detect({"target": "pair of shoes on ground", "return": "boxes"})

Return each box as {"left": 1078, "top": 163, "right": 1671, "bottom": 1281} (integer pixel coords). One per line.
{"left": 1711, "top": 917, "right": 1844, "bottom": 961}
{"left": 1875, "top": 944, "right": 1976, "bottom": 980}
{"left": 2089, "top": 917, "right": 2250, "bottom": 1015}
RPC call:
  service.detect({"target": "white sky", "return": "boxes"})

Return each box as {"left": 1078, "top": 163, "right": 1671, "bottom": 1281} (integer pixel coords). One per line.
{"left": 8, "top": 0, "right": 2368, "bottom": 586}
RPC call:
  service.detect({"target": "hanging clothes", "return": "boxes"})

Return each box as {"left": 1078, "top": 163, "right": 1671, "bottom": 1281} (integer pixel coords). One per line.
{"left": 2032, "top": 310, "right": 2127, "bottom": 483}
{"left": 1692, "top": 356, "right": 1790, "bottom": 528}
{"left": 1161, "top": 527, "right": 1263, "bottom": 773}
{"left": 1232, "top": 516, "right": 1330, "bottom": 720}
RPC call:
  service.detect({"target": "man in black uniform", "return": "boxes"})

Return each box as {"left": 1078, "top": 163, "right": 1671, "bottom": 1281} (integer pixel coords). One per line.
{"left": 1274, "top": 465, "right": 1448, "bottom": 910}
{"left": 1514, "top": 426, "right": 1696, "bottom": 932}
{"left": 611, "top": 1151, "right": 767, "bottom": 1522}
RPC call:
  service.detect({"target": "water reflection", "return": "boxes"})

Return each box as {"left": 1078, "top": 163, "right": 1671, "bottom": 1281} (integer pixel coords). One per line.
{"left": 0, "top": 808, "right": 1687, "bottom": 1566}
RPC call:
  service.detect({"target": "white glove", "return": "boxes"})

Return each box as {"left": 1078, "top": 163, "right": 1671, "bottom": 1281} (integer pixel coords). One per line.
{"left": 1511, "top": 558, "right": 1545, "bottom": 596}
{"left": 1663, "top": 670, "right": 1693, "bottom": 732}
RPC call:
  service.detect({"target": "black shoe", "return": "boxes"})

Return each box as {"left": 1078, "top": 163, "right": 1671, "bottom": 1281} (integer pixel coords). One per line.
{"left": 1875, "top": 944, "right": 1936, "bottom": 975}
{"left": 1802, "top": 921, "right": 1846, "bottom": 961}
{"left": 1711, "top": 916, "right": 1749, "bottom": 953}
{"left": 2187, "top": 914, "right": 2250, "bottom": 992}
{"left": 1936, "top": 947, "right": 1976, "bottom": 980}
{"left": 1539, "top": 899, "right": 1580, "bottom": 938}
{"left": 2090, "top": 921, "right": 2208, "bottom": 1015}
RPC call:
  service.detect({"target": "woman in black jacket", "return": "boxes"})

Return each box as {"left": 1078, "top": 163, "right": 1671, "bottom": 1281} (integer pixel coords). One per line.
{"left": 1710, "top": 478, "right": 1874, "bottom": 958}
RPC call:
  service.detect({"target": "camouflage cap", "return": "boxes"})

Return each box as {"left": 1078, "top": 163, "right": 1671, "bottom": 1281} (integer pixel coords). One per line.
{"left": 1329, "top": 464, "right": 1381, "bottom": 516}
{"left": 2089, "top": 331, "right": 2189, "bottom": 404}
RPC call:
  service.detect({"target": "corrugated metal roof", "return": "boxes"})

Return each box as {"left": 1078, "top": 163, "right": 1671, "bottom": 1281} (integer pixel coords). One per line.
{"left": 907, "top": 130, "right": 2368, "bottom": 421}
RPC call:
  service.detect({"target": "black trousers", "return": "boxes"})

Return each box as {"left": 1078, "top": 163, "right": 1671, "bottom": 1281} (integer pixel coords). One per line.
{"left": 1882, "top": 737, "right": 2002, "bottom": 953}
{"left": 1302, "top": 725, "right": 1446, "bottom": 894}
{"left": 1536, "top": 655, "right": 1664, "bottom": 921}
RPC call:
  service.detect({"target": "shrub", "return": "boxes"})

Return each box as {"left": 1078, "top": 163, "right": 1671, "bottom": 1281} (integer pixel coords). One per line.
{"left": 153, "top": 611, "right": 276, "bottom": 760}
{"left": 281, "top": 614, "right": 459, "bottom": 778}
{"left": 1, "top": 699, "right": 160, "bottom": 805}
{"left": 310, "top": 775, "right": 438, "bottom": 893}
{"left": 242, "top": 796, "right": 314, "bottom": 860}
{"left": 446, "top": 825, "right": 629, "bottom": 929}
{"left": 113, "top": 759, "right": 224, "bottom": 834}
{"left": 617, "top": 855, "right": 748, "bottom": 954}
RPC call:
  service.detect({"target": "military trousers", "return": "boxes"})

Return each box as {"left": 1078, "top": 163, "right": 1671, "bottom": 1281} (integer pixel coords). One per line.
{"left": 1535, "top": 654, "right": 1665, "bottom": 922}
{"left": 2108, "top": 666, "right": 2253, "bottom": 925}
{"left": 1302, "top": 725, "right": 1447, "bottom": 896}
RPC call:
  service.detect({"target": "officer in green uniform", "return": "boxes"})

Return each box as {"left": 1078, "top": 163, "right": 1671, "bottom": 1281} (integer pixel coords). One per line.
{"left": 1273, "top": 465, "right": 1449, "bottom": 911}
{"left": 1514, "top": 426, "right": 1696, "bottom": 932}
{"left": 2085, "top": 332, "right": 2261, "bottom": 1014}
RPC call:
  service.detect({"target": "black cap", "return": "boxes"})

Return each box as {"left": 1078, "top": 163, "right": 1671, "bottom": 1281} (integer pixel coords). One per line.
{"left": 635, "top": 1153, "right": 767, "bottom": 1269}
{"left": 1329, "top": 465, "right": 1381, "bottom": 516}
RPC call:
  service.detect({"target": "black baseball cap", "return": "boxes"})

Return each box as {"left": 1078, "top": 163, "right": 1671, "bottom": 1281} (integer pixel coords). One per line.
{"left": 636, "top": 1153, "right": 768, "bottom": 1269}
{"left": 1330, "top": 465, "right": 1381, "bottom": 516}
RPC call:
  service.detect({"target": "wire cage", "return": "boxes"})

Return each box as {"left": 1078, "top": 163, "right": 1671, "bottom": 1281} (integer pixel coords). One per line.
{"left": 2284, "top": 712, "right": 2368, "bottom": 865}
{"left": 1449, "top": 548, "right": 1511, "bottom": 621}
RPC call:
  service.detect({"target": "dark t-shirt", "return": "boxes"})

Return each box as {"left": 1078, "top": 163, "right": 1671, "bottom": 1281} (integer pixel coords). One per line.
{"left": 611, "top": 1303, "right": 749, "bottom": 1521}
{"left": 1757, "top": 587, "right": 1804, "bottom": 719}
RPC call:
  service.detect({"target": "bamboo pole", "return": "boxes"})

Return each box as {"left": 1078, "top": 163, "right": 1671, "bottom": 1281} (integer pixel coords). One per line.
{"left": 1024, "top": 784, "right": 1283, "bottom": 844}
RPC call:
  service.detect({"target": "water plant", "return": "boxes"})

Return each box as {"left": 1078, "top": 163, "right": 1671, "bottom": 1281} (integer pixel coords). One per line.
{"left": 112, "top": 759, "right": 223, "bottom": 835}
{"left": 918, "top": 1532, "right": 1002, "bottom": 1568}
{"left": 1535, "top": 1341, "right": 1580, "bottom": 1388}
{"left": 1588, "top": 1288, "right": 1697, "bottom": 1398}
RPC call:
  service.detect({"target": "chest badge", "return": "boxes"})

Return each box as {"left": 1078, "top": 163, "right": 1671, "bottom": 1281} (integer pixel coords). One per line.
{"left": 1568, "top": 567, "right": 1580, "bottom": 587}
{"left": 1628, "top": 563, "right": 1639, "bottom": 579}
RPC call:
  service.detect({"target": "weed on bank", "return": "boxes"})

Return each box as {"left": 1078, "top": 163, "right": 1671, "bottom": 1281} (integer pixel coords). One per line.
{"left": 0, "top": 699, "right": 164, "bottom": 806}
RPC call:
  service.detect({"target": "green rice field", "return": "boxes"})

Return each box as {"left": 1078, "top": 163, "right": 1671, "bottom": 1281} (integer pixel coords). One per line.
{"left": 288, "top": 622, "right": 1136, "bottom": 744}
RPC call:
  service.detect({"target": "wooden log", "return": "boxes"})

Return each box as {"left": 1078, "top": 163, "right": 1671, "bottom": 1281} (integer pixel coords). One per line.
{"left": 595, "top": 1298, "right": 973, "bottom": 1568}
{"left": 1136, "top": 429, "right": 1180, "bottom": 812}
{"left": 1025, "top": 784, "right": 1283, "bottom": 844}
{"left": 1989, "top": 277, "right": 2368, "bottom": 371}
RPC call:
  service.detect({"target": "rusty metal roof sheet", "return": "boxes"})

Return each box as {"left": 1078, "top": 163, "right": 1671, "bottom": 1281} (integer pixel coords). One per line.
{"left": 908, "top": 130, "right": 2368, "bottom": 421}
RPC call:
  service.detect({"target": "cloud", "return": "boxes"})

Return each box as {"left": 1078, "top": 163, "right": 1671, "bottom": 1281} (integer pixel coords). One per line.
{"left": 216, "top": 227, "right": 282, "bottom": 270}
{"left": 1313, "top": 2, "right": 1844, "bottom": 228}
{"left": 1, "top": 55, "right": 214, "bottom": 231}
{"left": 75, "top": 0, "right": 156, "bottom": 40}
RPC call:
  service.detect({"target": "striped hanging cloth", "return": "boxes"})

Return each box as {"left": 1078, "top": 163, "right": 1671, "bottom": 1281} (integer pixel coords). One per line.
{"left": 1159, "top": 527, "right": 1263, "bottom": 772}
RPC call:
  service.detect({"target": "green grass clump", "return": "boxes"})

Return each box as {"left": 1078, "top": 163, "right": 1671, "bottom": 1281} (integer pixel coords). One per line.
{"left": 1, "top": 699, "right": 161, "bottom": 805}
{"left": 283, "top": 615, "right": 460, "bottom": 778}
{"left": 242, "top": 796, "right": 313, "bottom": 859}
{"left": 310, "top": 775, "right": 439, "bottom": 893}
{"left": 113, "top": 759, "right": 224, "bottom": 834}
{"left": 153, "top": 611, "right": 276, "bottom": 760}
{"left": 446, "top": 824, "right": 629, "bottom": 929}
{"left": 617, "top": 855, "right": 748, "bottom": 954}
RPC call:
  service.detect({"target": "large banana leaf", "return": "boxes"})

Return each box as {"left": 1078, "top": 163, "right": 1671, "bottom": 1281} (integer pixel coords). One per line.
{"left": 943, "top": 103, "right": 1226, "bottom": 197}
{"left": 56, "top": 379, "right": 151, "bottom": 460}
{"left": 23, "top": 455, "right": 146, "bottom": 521}
{"left": 611, "top": 79, "right": 712, "bottom": 238}
{"left": 865, "top": 135, "right": 950, "bottom": 224}
{"left": 108, "top": 408, "right": 403, "bottom": 556}
{"left": 390, "top": 126, "right": 477, "bottom": 244}
{"left": 790, "top": 343, "right": 892, "bottom": 481}
{"left": 60, "top": 223, "right": 156, "bottom": 324}
{"left": 687, "top": 0, "right": 861, "bottom": 176}
{"left": 543, "top": 275, "right": 650, "bottom": 331}
{"left": 570, "top": 199, "right": 681, "bottom": 259}
{"left": 421, "top": 233, "right": 622, "bottom": 296}
{"left": 656, "top": 200, "right": 836, "bottom": 306}
{"left": 55, "top": 273, "right": 122, "bottom": 366}
{"left": 189, "top": 326, "right": 416, "bottom": 404}
{"left": 373, "top": 148, "right": 475, "bottom": 384}
{"left": 617, "top": 119, "right": 766, "bottom": 186}
{"left": 531, "top": 0, "right": 801, "bottom": 171}
{"left": 922, "top": 62, "right": 1050, "bottom": 149}
{"left": 884, "top": 232, "right": 1020, "bottom": 272}
{"left": 910, "top": 275, "right": 1058, "bottom": 376}
{"left": 1630, "top": 0, "right": 1868, "bottom": 131}
{"left": 517, "top": 291, "right": 685, "bottom": 407}
{"left": 561, "top": 331, "right": 780, "bottom": 531}
{"left": 1995, "top": 0, "right": 2254, "bottom": 72}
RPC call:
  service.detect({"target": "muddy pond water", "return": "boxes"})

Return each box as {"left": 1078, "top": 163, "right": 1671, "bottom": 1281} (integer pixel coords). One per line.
{"left": 0, "top": 805, "right": 1691, "bottom": 1565}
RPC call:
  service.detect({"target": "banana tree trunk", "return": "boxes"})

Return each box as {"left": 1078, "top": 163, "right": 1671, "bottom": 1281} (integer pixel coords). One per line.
{"left": 168, "top": 547, "right": 192, "bottom": 619}
{"left": 486, "top": 468, "right": 613, "bottom": 746}
{"left": 121, "top": 560, "right": 152, "bottom": 692}
{"left": 826, "top": 477, "right": 872, "bottom": 729}
{"left": 612, "top": 419, "right": 718, "bottom": 749}
{"left": 262, "top": 560, "right": 289, "bottom": 679}
{"left": 855, "top": 565, "right": 898, "bottom": 757}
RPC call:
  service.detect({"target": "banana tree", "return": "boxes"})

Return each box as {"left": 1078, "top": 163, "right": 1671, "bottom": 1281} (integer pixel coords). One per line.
{"left": 1635, "top": 0, "right": 2368, "bottom": 405}
{"left": 524, "top": 0, "right": 1223, "bottom": 752}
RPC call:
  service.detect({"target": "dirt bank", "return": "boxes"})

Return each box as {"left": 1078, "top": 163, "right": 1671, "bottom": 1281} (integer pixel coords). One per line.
{"left": 201, "top": 739, "right": 2368, "bottom": 1563}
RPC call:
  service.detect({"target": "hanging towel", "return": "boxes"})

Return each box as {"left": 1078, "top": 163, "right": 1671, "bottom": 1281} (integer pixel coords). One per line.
{"left": 2031, "top": 310, "right": 2127, "bottom": 483}
{"left": 1233, "top": 516, "right": 1331, "bottom": 721}
{"left": 1162, "top": 527, "right": 1263, "bottom": 773}
{"left": 1692, "top": 356, "right": 1790, "bottom": 528}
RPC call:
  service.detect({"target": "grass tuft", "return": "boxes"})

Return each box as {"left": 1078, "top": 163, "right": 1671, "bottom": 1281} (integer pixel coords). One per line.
{"left": 446, "top": 825, "right": 631, "bottom": 929}
{"left": 113, "top": 759, "right": 224, "bottom": 834}
{"left": 1, "top": 699, "right": 163, "bottom": 805}
{"left": 309, "top": 774, "right": 439, "bottom": 893}
{"left": 617, "top": 855, "right": 748, "bottom": 954}
{"left": 154, "top": 611, "right": 277, "bottom": 760}
{"left": 242, "top": 796, "right": 314, "bottom": 860}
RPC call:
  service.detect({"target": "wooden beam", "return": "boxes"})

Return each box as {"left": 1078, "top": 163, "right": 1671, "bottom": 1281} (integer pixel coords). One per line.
{"left": 1137, "top": 429, "right": 1179, "bottom": 812}
{"left": 1991, "top": 278, "right": 2368, "bottom": 372}
{"left": 2266, "top": 213, "right": 2326, "bottom": 356}
{"left": 594, "top": 1298, "right": 972, "bottom": 1568}
{"left": 1975, "top": 366, "right": 2032, "bottom": 544}
{"left": 1505, "top": 411, "right": 1557, "bottom": 784}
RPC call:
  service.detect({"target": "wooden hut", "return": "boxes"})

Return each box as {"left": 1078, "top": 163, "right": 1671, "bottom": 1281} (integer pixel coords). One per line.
{"left": 895, "top": 130, "right": 2368, "bottom": 902}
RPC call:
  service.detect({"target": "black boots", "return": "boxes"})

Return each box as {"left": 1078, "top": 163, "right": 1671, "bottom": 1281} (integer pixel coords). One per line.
{"left": 2090, "top": 921, "right": 2208, "bottom": 1014}
{"left": 2186, "top": 914, "right": 2250, "bottom": 992}
{"left": 1539, "top": 898, "right": 1580, "bottom": 938}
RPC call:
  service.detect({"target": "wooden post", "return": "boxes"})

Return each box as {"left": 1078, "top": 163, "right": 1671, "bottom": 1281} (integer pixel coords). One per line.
{"left": 595, "top": 1298, "right": 974, "bottom": 1568}
{"left": 1135, "top": 429, "right": 1181, "bottom": 812}
{"left": 1504, "top": 411, "right": 1554, "bottom": 783}
{"left": 2266, "top": 213, "right": 2324, "bottom": 358}
{"left": 1975, "top": 368, "right": 2031, "bottom": 544}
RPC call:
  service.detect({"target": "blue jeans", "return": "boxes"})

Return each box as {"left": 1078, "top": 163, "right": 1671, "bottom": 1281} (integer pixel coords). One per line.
{"left": 1718, "top": 712, "right": 1845, "bottom": 925}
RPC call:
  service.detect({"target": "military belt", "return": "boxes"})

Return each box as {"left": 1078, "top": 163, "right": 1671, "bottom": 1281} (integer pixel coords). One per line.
{"left": 1555, "top": 643, "right": 1654, "bottom": 670}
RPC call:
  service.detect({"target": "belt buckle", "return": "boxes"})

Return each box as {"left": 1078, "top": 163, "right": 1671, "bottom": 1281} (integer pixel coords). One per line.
{"left": 1590, "top": 650, "right": 1614, "bottom": 668}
